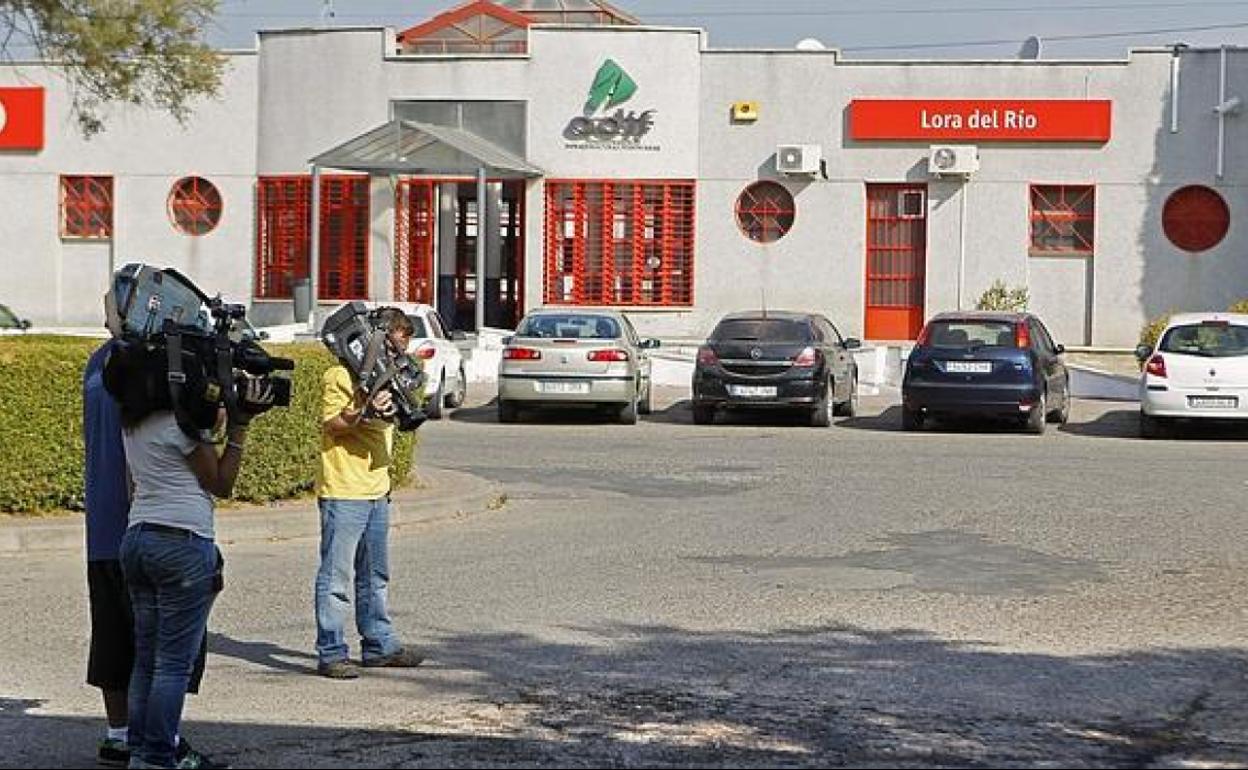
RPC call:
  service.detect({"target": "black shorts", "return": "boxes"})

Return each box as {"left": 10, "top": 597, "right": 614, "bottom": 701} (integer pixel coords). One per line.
{"left": 86, "top": 559, "right": 208, "bottom": 693}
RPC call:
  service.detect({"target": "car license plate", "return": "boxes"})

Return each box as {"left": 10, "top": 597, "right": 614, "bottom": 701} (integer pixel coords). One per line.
{"left": 539, "top": 381, "right": 590, "bottom": 395}
{"left": 945, "top": 361, "right": 993, "bottom": 374}
{"left": 1188, "top": 395, "right": 1237, "bottom": 409}
{"left": 728, "top": 384, "right": 777, "bottom": 398}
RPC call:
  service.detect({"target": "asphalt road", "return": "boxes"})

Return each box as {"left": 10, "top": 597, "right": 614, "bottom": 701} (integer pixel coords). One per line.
{"left": 1, "top": 388, "right": 1246, "bottom": 768}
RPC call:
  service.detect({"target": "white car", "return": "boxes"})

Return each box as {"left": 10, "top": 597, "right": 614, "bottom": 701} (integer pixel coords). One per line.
{"left": 401, "top": 305, "right": 468, "bottom": 420}
{"left": 1137, "top": 312, "right": 1248, "bottom": 437}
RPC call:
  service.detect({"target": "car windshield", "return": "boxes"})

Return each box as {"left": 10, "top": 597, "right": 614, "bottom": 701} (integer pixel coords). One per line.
{"left": 0, "top": 304, "right": 19, "bottom": 328}
{"left": 924, "top": 320, "right": 1016, "bottom": 348}
{"left": 517, "top": 314, "right": 620, "bottom": 339}
{"left": 405, "top": 315, "right": 429, "bottom": 338}
{"left": 711, "top": 319, "right": 809, "bottom": 343}
{"left": 1159, "top": 322, "right": 1248, "bottom": 358}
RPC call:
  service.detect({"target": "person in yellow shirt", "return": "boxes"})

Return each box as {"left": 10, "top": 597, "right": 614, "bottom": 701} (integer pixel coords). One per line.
{"left": 314, "top": 307, "right": 425, "bottom": 679}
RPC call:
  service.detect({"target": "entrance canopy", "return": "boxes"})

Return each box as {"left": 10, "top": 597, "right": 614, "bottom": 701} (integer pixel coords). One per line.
{"left": 309, "top": 119, "right": 542, "bottom": 178}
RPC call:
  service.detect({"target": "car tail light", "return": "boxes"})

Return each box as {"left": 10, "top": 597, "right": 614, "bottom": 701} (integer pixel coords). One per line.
{"left": 793, "top": 346, "right": 819, "bottom": 367}
{"left": 1146, "top": 354, "right": 1167, "bottom": 378}
{"left": 916, "top": 324, "right": 933, "bottom": 346}
{"left": 503, "top": 347, "right": 542, "bottom": 361}
{"left": 413, "top": 343, "right": 436, "bottom": 360}
{"left": 697, "top": 346, "right": 719, "bottom": 366}
{"left": 588, "top": 349, "right": 629, "bottom": 362}
{"left": 1015, "top": 322, "right": 1031, "bottom": 349}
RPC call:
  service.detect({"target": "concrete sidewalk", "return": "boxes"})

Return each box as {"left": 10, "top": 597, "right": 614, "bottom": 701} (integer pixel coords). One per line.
{"left": 0, "top": 467, "right": 502, "bottom": 556}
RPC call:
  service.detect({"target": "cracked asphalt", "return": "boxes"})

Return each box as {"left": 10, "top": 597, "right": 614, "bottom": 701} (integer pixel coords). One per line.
{"left": 0, "top": 389, "right": 1245, "bottom": 768}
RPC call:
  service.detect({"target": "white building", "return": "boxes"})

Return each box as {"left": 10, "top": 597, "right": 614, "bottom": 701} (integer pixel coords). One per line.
{"left": 2, "top": 0, "right": 1246, "bottom": 347}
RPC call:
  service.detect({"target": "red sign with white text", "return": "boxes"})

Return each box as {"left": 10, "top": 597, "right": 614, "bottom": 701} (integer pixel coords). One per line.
{"left": 0, "top": 87, "right": 45, "bottom": 150}
{"left": 850, "top": 99, "right": 1112, "bottom": 143}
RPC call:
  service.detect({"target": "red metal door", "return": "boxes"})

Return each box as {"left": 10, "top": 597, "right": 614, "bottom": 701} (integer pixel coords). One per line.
{"left": 865, "top": 184, "right": 927, "bottom": 340}
{"left": 394, "top": 179, "right": 435, "bottom": 303}
{"left": 319, "top": 176, "right": 369, "bottom": 300}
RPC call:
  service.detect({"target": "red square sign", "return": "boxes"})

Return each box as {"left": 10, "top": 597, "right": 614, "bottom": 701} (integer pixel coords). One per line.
{"left": 0, "top": 87, "right": 45, "bottom": 150}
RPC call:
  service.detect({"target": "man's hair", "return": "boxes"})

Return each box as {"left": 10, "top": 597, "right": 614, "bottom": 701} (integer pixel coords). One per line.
{"left": 376, "top": 307, "right": 414, "bottom": 337}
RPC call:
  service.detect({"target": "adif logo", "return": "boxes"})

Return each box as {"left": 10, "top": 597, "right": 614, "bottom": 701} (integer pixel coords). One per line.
{"left": 0, "top": 98, "right": 8, "bottom": 134}
{"left": 564, "top": 59, "right": 656, "bottom": 144}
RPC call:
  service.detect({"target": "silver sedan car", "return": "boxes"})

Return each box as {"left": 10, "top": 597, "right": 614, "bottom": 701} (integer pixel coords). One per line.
{"left": 497, "top": 309, "right": 659, "bottom": 424}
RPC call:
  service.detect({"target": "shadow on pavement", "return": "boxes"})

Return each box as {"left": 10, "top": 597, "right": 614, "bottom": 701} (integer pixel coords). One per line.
{"left": 7, "top": 625, "right": 1245, "bottom": 768}
{"left": 1060, "top": 407, "right": 1248, "bottom": 441}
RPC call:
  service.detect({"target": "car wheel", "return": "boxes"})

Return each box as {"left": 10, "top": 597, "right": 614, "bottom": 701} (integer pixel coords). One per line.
{"left": 834, "top": 377, "right": 858, "bottom": 418}
{"left": 810, "top": 381, "right": 833, "bottom": 427}
{"left": 498, "top": 399, "right": 519, "bottom": 424}
{"left": 692, "top": 404, "right": 716, "bottom": 425}
{"left": 1026, "top": 391, "right": 1047, "bottom": 434}
{"left": 426, "top": 374, "right": 445, "bottom": 420}
{"left": 901, "top": 406, "right": 924, "bottom": 431}
{"left": 1047, "top": 378, "right": 1070, "bottom": 424}
{"left": 638, "top": 380, "right": 653, "bottom": 415}
{"left": 618, "top": 394, "right": 639, "bottom": 425}
{"left": 444, "top": 366, "right": 467, "bottom": 409}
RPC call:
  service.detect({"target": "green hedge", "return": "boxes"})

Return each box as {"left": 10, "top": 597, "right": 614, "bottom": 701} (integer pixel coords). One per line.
{"left": 0, "top": 336, "right": 415, "bottom": 515}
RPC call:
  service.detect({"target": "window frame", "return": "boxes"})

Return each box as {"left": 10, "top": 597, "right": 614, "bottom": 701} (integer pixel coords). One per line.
{"left": 543, "top": 179, "right": 695, "bottom": 308}
{"left": 60, "top": 175, "right": 114, "bottom": 239}
{"left": 168, "top": 176, "right": 223, "bottom": 236}
{"left": 1029, "top": 183, "right": 1095, "bottom": 257}
{"left": 735, "top": 180, "right": 796, "bottom": 244}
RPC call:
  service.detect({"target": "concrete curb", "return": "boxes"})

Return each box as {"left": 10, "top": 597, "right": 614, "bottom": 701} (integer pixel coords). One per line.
{"left": 0, "top": 467, "right": 502, "bottom": 557}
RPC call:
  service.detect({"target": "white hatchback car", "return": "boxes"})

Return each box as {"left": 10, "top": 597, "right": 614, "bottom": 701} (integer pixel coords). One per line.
{"left": 401, "top": 305, "right": 468, "bottom": 420}
{"left": 1137, "top": 312, "right": 1248, "bottom": 437}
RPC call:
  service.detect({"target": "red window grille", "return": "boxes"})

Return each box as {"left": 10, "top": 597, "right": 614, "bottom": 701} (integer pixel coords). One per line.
{"left": 735, "top": 181, "right": 795, "bottom": 243}
{"left": 544, "top": 180, "right": 695, "bottom": 307}
{"left": 1163, "top": 185, "right": 1230, "bottom": 253}
{"left": 168, "top": 176, "right": 222, "bottom": 236}
{"left": 255, "top": 175, "right": 369, "bottom": 300}
{"left": 60, "top": 175, "right": 113, "bottom": 238}
{"left": 256, "top": 176, "right": 310, "bottom": 299}
{"left": 1030, "top": 184, "right": 1095, "bottom": 255}
{"left": 319, "top": 176, "right": 370, "bottom": 300}
{"left": 395, "top": 179, "right": 435, "bottom": 303}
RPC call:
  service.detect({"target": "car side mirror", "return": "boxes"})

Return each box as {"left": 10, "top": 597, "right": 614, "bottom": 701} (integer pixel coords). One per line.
{"left": 19, "top": 319, "right": 31, "bottom": 330}
{"left": 641, "top": 338, "right": 660, "bottom": 349}
{"left": 450, "top": 330, "right": 468, "bottom": 342}
{"left": 844, "top": 337, "right": 862, "bottom": 350}
{"left": 1134, "top": 344, "right": 1153, "bottom": 361}
{"left": 1054, "top": 343, "right": 1065, "bottom": 355}
{"left": 501, "top": 335, "right": 513, "bottom": 346}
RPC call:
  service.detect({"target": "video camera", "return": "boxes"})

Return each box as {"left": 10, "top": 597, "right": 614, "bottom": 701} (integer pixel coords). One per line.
{"left": 320, "top": 301, "right": 427, "bottom": 432}
{"left": 103, "top": 263, "right": 294, "bottom": 439}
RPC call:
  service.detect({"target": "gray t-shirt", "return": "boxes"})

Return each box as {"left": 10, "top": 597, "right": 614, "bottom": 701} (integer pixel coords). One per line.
{"left": 123, "top": 412, "right": 215, "bottom": 540}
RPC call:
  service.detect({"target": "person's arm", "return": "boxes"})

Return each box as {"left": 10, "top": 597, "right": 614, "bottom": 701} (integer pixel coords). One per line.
{"left": 323, "top": 389, "right": 394, "bottom": 437}
{"left": 187, "top": 423, "right": 248, "bottom": 499}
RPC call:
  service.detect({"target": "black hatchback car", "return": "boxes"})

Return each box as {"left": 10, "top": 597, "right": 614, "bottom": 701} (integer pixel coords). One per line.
{"left": 901, "top": 311, "right": 1070, "bottom": 433}
{"left": 692, "top": 310, "right": 861, "bottom": 427}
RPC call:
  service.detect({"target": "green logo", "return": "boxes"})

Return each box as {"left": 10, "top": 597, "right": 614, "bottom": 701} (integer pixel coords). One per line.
{"left": 584, "top": 59, "right": 637, "bottom": 116}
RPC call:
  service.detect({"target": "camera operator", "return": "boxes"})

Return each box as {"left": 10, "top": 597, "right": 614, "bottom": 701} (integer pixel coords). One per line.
{"left": 314, "top": 306, "right": 425, "bottom": 679}
{"left": 105, "top": 315, "right": 277, "bottom": 770}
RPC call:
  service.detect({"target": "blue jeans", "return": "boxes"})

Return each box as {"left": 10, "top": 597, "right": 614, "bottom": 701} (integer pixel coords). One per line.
{"left": 119, "top": 525, "right": 218, "bottom": 769}
{"left": 315, "top": 497, "right": 400, "bottom": 666}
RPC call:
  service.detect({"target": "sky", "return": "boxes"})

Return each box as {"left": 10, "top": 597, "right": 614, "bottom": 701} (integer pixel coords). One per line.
{"left": 209, "top": 0, "right": 1248, "bottom": 58}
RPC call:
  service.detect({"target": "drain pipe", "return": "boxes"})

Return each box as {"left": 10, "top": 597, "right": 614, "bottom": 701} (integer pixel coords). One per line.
{"left": 956, "top": 179, "right": 969, "bottom": 310}
{"left": 1169, "top": 43, "right": 1186, "bottom": 134}
{"left": 1214, "top": 45, "right": 1242, "bottom": 179}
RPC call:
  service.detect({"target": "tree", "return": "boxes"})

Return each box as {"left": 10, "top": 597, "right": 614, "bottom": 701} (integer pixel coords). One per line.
{"left": 0, "top": 1, "right": 223, "bottom": 135}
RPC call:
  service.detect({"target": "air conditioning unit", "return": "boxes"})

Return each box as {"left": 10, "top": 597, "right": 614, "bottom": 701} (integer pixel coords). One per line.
{"left": 927, "top": 144, "right": 980, "bottom": 176}
{"left": 776, "top": 144, "right": 822, "bottom": 175}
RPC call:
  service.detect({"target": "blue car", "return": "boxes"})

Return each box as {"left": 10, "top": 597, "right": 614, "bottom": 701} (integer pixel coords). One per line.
{"left": 901, "top": 311, "right": 1071, "bottom": 434}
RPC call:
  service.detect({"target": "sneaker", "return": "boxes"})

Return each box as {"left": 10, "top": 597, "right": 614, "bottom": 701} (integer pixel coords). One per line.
{"left": 175, "top": 739, "right": 230, "bottom": 769}
{"left": 97, "top": 737, "right": 129, "bottom": 767}
{"left": 362, "top": 647, "right": 425, "bottom": 668}
{"left": 317, "top": 659, "right": 360, "bottom": 679}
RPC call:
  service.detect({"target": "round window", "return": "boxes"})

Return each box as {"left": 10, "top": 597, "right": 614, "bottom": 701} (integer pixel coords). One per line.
{"left": 168, "top": 176, "right": 223, "bottom": 236}
{"left": 1163, "top": 185, "right": 1229, "bottom": 252}
{"left": 736, "top": 181, "right": 795, "bottom": 244}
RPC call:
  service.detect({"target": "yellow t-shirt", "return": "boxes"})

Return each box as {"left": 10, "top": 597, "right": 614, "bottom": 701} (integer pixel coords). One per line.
{"left": 316, "top": 365, "right": 395, "bottom": 499}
